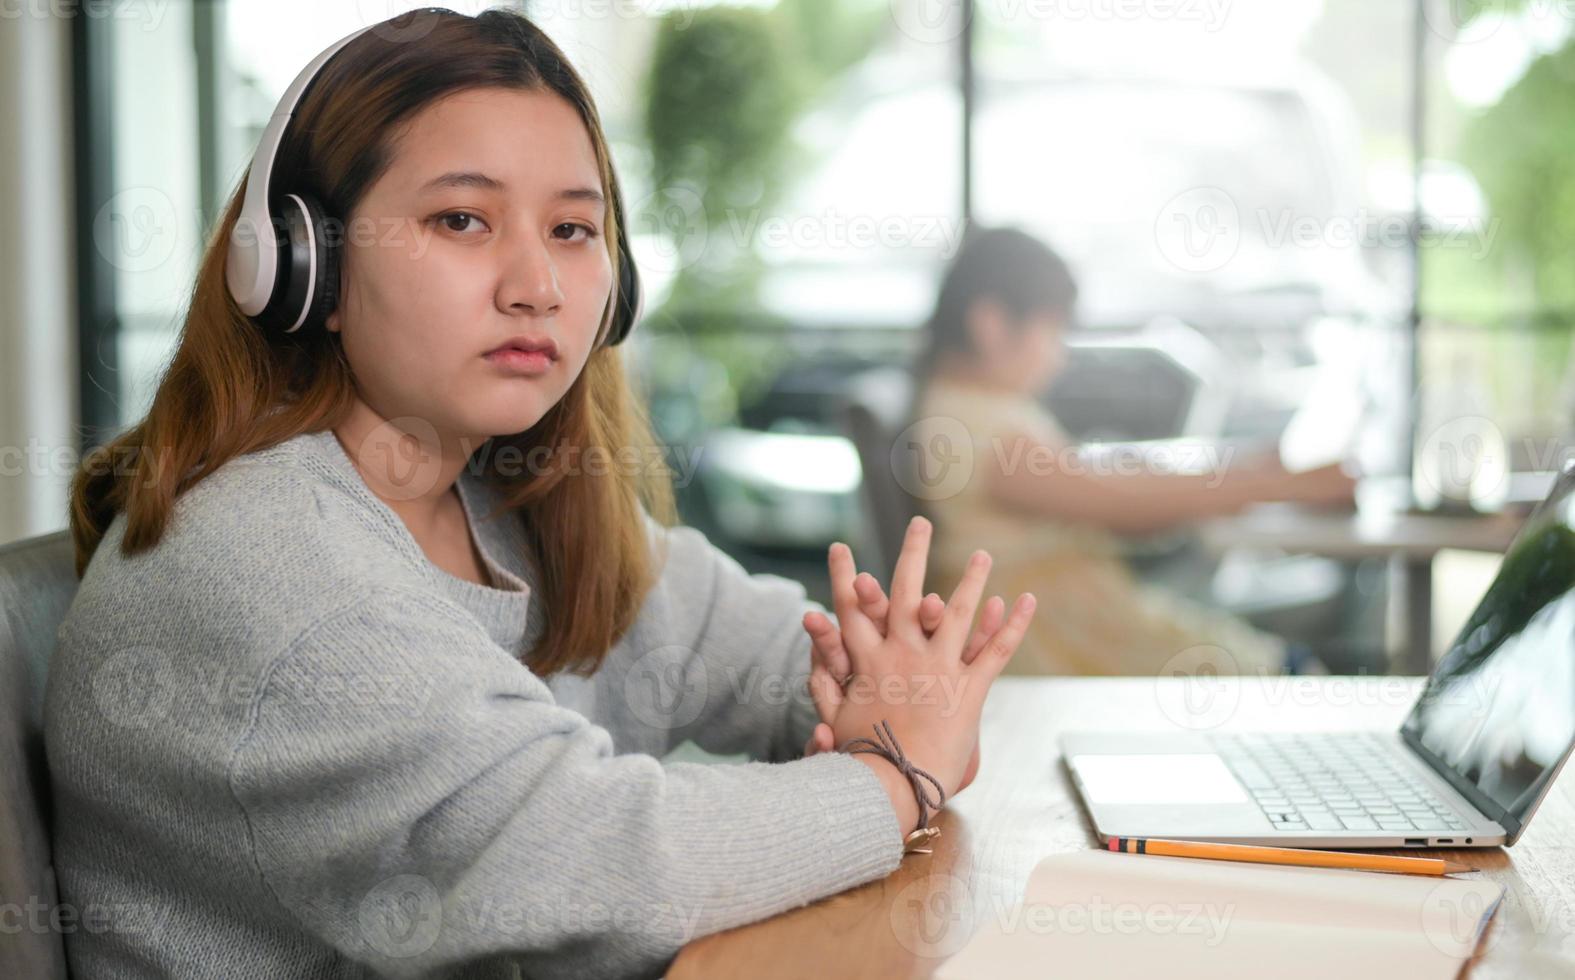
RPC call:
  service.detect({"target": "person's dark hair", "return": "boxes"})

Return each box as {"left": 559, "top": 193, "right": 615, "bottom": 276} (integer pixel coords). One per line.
{"left": 907, "top": 224, "right": 1078, "bottom": 420}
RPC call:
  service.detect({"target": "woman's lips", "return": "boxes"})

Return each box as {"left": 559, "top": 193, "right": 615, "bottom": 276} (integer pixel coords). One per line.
{"left": 483, "top": 348, "right": 555, "bottom": 376}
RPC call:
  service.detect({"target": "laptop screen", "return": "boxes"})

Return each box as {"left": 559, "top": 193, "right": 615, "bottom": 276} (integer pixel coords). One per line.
{"left": 1400, "top": 465, "right": 1575, "bottom": 829}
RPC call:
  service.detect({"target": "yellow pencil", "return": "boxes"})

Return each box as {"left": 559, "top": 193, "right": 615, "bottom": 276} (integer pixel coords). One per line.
{"left": 1106, "top": 836, "right": 1478, "bottom": 877}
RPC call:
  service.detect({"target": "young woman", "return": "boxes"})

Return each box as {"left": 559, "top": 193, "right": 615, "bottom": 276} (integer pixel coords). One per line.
{"left": 909, "top": 226, "right": 1356, "bottom": 677}
{"left": 43, "top": 10, "right": 1034, "bottom": 978}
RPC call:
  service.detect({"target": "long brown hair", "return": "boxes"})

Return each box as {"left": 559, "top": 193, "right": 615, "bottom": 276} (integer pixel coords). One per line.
{"left": 69, "top": 7, "right": 676, "bottom": 678}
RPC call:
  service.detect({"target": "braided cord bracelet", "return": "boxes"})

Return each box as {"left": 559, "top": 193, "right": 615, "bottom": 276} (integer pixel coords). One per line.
{"left": 839, "top": 719, "right": 947, "bottom": 855}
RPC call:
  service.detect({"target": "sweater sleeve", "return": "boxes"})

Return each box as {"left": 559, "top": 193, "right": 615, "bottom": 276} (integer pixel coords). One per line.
{"left": 227, "top": 583, "right": 900, "bottom": 980}
{"left": 641, "top": 517, "right": 838, "bottom": 763}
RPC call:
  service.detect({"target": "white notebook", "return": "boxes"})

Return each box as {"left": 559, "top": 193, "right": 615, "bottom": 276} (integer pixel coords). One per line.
{"left": 936, "top": 850, "right": 1504, "bottom": 980}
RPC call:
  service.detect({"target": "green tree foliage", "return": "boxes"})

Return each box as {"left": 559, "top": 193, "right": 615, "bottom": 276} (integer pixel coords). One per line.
{"left": 643, "top": 6, "right": 805, "bottom": 314}
{"left": 1459, "top": 38, "right": 1575, "bottom": 313}
{"left": 642, "top": 1, "right": 886, "bottom": 319}
{"left": 639, "top": 2, "right": 885, "bottom": 421}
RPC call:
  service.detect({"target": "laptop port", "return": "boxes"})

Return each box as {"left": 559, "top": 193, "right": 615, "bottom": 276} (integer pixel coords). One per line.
{"left": 1404, "top": 838, "right": 1426, "bottom": 846}
{"left": 1436, "top": 838, "right": 1453, "bottom": 844}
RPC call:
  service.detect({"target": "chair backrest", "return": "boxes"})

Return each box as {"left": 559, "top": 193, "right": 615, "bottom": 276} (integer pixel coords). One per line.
{"left": 0, "top": 529, "right": 78, "bottom": 979}
{"left": 838, "top": 367, "right": 926, "bottom": 579}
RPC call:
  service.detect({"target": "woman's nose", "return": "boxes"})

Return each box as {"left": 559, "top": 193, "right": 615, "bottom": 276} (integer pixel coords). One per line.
{"left": 499, "top": 235, "right": 564, "bottom": 315}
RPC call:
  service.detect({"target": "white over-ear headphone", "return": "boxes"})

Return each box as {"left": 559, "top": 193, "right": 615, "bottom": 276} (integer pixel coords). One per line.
{"left": 225, "top": 24, "right": 371, "bottom": 334}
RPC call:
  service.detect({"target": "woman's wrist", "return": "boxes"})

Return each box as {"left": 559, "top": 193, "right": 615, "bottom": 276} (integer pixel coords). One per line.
{"left": 851, "top": 752, "right": 922, "bottom": 837}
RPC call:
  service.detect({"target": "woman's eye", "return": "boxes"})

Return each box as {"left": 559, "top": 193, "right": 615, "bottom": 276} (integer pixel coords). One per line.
{"left": 553, "top": 222, "right": 598, "bottom": 242}
{"left": 439, "top": 212, "right": 487, "bottom": 234}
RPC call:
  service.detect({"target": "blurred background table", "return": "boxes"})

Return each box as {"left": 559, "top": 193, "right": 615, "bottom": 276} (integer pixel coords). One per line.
{"left": 1197, "top": 475, "right": 1545, "bottom": 674}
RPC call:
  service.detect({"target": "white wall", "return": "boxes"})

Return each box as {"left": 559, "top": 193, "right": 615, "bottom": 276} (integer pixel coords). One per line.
{"left": 0, "top": 10, "right": 78, "bottom": 546}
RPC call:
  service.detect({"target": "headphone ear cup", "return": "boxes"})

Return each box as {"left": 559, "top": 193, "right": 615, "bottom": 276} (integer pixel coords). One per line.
{"left": 305, "top": 198, "right": 341, "bottom": 331}
{"left": 606, "top": 211, "right": 641, "bottom": 347}
{"left": 275, "top": 192, "right": 338, "bottom": 334}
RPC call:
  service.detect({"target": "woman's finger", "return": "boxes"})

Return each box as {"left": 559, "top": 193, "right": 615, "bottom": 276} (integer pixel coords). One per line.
{"left": 803, "top": 609, "right": 851, "bottom": 691}
{"left": 967, "top": 592, "right": 1038, "bottom": 680}
{"left": 827, "top": 542, "right": 860, "bottom": 628}
{"left": 932, "top": 549, "right": 992, "bottom": 654}
{"left": 962, "top": 595, "right": 1006, "bottom": 665}
{"left": 806, "top": 614, "right": 844, "bottom": 715}
{"left": 886, "top": 516, "right": 933, "bottom": 630}
{"left": 816, "top": 723, "right": 834, "bottom": 754}
{"left": 853, "top": 573, "right": 890, "bottom": 634}
{"left": 826, "top": 542, "right": 883, "bottom": 652}
{"left": 853, "top": 575, "right": 946, "bottom": 640}
{"left": 919, "top": 592, "right": 946, "bottom": 636}
{"left": 803, "top": 722, "right": 835, "bottom": 758}
{"left": 808, "top": 661, "right": 843, "bottom": 721}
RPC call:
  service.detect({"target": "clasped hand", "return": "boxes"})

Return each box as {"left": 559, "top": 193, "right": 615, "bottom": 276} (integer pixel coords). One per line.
{"left": 798, "top": 516, "right": 1037, "bottom": 801}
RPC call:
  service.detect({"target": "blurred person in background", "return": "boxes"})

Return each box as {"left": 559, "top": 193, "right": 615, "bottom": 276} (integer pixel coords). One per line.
{"left": 907, "top": 226, "right": 1358, "bottom": 677}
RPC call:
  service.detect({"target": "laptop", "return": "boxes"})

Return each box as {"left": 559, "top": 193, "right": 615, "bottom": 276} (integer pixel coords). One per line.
{"left": 1062, "top": 460, "right": 1575, "bottom": 849}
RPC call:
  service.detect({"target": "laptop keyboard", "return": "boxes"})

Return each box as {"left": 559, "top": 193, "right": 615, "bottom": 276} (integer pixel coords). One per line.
{"left": 1209, "top": 733, "right": 1469, "bottom": 833}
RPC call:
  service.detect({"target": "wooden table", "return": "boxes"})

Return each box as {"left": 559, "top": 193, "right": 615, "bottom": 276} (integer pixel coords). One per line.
{"left": 670, "top": 678, "right": 1575, "bottom": 979}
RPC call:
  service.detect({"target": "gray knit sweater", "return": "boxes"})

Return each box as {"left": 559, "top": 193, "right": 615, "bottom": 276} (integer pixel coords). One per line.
{"left": 43, "top": 428, "right": 903, "bottom": 979}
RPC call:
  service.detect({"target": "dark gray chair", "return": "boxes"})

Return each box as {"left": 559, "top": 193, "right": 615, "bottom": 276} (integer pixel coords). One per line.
{"left": 1, "top": 530, "right": 77, "bottom": 979}
{"left": 838, "top": 367, "right": 927, "bottom": 581}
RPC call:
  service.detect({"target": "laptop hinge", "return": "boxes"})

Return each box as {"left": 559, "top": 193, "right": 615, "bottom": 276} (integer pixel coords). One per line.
{"left": 1400, "top": 726, "right": 1517, "bottom": 836}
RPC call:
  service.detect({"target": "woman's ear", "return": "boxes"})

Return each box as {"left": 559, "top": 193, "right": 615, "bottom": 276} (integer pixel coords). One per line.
{"left": 326, "top": 273, "right": 344, "bottom": 333}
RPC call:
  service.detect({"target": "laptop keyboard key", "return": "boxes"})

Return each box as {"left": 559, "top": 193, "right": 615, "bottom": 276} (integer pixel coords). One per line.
{"left": 1209, "top": 733, "right": 1481, "bottom": 835}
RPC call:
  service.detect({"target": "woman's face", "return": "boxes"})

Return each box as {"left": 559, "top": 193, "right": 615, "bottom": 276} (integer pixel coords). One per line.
{"left": 1013, "top": 309, "right": 1068, "bottom": 393}
{"left": 968, "top": 298, "right": 1068, "bottom": 394}
{"left": 327, "top": 86, "right": 613, "bottom": 444}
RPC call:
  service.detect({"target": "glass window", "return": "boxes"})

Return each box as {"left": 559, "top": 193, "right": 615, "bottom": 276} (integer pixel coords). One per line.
{"left": 1419, "top": 2, "right": 1575, "bottom": 475}
{"left": 971, "top": 0, "right": 1415, "bottom": 472}
{"left": 98, "top": 1, "right": 202, "bottom": 424}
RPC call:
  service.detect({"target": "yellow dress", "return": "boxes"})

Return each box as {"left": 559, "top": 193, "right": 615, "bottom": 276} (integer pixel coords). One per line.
{"left": 908, "top": 377, "right": 1285, "bottom": 677}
